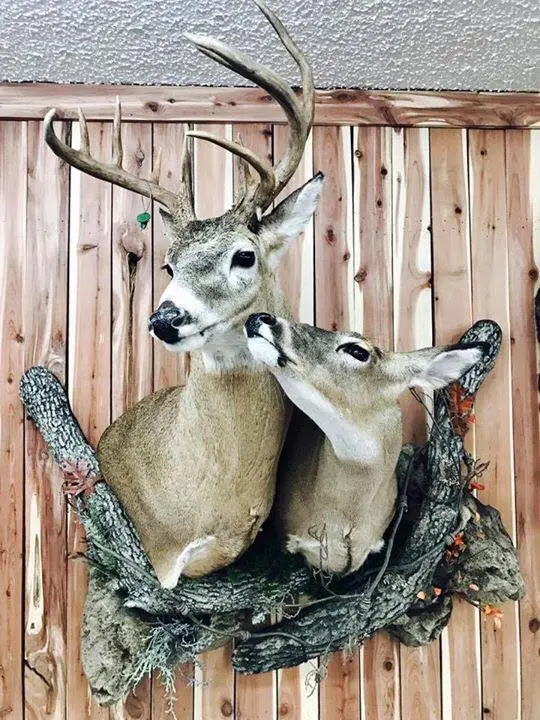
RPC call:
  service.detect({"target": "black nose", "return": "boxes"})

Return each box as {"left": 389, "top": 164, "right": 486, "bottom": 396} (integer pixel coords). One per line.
{"left": 148, "top": 301, "right": 190, "bottom": 344}
{"left": 245, "top": 312, "right": 277, "bottom": 338}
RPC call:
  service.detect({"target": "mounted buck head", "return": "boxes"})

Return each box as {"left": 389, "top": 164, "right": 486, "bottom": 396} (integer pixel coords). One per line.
{"left": 244, "top": 313, "right": 486, "bottom": 574}
{"left": 44, "top": 0, "right": 323, "bottom": 365}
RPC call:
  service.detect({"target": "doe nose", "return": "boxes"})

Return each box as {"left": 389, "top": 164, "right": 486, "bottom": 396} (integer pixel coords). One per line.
{"left": 245, "top": 312, "right": 277, "bottom": 338}
{"left": 148, "top": 301, "right": 189, "bottom": 343}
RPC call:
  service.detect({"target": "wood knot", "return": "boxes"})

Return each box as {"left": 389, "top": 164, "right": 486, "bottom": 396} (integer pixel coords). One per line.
{"left": 455, "top": 206, "right": 462, "bottom": 214}
{"left": 135, "top": 147, "right": 145, "bottom": 168}
{"left": 146, "top": 101, "right": 159, "bottom": 113}
{"left": 383, "top": 660, "right": 393, "bottom": 671}
{"left": 221, "top": 700, "right": 233, "bottom": 717}
{"left": 279, "top": 702, "right": 289, "bottom": 716}
{"left": 343, "top": 250, "right": 351, "bottom": 262}
{"left": 380, "top": 166, "right": 388, "bottom": 176}
{"left": 355, "top": 148, "right": 363, "bottom": 159}
{"left": 14, "top": 332, "right": 24, "bottom": 344}
{"left": 528, "top": 267, "right": 539, "bottom": 280}
{"left": 376, "top": 199, "right": 383, "bottom": 207}
{"left": 325, "top": 228, "right": 336, "bottom": 246}
{"left": 529, "top": 617, "right": 539, "bottom": 633}
{"left": 354, "top": 267, "right": 368, "bottom": 284}
{"left": 480, "top": 149, "right": 487, "bottom": 156}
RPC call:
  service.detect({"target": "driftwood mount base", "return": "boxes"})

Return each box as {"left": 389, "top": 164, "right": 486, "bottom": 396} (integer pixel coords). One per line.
{"left": 20, "top": 320, "right": 524, "bottom": 705}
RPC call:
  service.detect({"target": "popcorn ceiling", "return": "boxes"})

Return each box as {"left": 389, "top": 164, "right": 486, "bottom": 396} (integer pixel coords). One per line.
{"left": 1, "top": 0, "right": 538, "bottom": 90}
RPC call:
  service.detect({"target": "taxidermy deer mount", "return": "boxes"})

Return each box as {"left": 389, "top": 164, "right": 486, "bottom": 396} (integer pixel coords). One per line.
{"left": 44, "top": 0, "right": 324, "bottom": 588}
{"left": 245, "top": 313, "right": 485, "bottom": 574}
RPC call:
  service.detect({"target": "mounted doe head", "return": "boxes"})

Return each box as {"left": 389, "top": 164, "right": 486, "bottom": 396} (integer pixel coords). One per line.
{"left": 44, "top": 0, "right": 323, "bottom": 359}
{"left": 245, "top": 313, "right": 485, "bottom": 463}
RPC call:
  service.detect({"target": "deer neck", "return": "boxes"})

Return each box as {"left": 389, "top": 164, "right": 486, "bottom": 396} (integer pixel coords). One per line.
{"left": 278, "top": 374, "right": 402, "bottom": 467}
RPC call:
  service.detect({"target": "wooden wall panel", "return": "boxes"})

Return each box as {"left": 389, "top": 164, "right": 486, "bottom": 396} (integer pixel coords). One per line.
{"left": 430, "top": 128, "right": 481, "bottom": 720}
{"left": 0, "top": 101, "right": 536, "bottom": 720}
{"left": 111, "top": 123, "right": 154, "bottom": 719}
{"left": 232, "top": 122, "right": 277, "bottom": 720}
{"left": 392, "top": 127, "right": 442, "bottom": 720}
{"left": 313, "top": 125, "right": 359, "bottom": 720}
{"left": 67, "top": 122, "right": 112, "bottom": 719}
{"left": 24, "top": 119, "right": 69, "bottom": 719}
{"left": 505, "top": 129, "right": 540, "bottom": 720}
{"left": 192, "top": 123, "right": 236, "bottom": 720}
{"left": 0, "top": 120, "right": 26, "bottom": 720}
{"left": 469, "top": 130, "right": 519, "bottom": 720}
{"left": 151, "top": 122, "right": 195, "bottom": 720}
{"left": 354, "top": 125, "right": 399, "bottom": 720}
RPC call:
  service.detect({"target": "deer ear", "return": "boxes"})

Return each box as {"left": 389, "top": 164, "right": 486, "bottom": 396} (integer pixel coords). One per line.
{"left": 257, "top": 172, "right": 324, "bottom": 268}
{"left": 409, "top": 344, "right": 484, "bottom": 391}
{"left": 159, "top": 208, "right": 176, "bottom": 235}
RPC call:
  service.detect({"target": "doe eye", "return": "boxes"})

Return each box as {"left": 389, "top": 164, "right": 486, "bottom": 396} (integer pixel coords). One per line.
{"left": 162, "top": 264, "right": 174, "bottom": 278}
{"left": 337, "top": 342, "right": 370, "bottom": 363}
{"left": 232, "top": 250, "right": 256, "bottom": 269}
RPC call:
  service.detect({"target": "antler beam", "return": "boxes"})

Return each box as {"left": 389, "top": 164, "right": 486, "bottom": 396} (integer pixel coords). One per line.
{"left": 44, "top": 98, "right": 195, "bottom": 223}
{"left": 186, "top": 0, "right": 314, "bottom": 217}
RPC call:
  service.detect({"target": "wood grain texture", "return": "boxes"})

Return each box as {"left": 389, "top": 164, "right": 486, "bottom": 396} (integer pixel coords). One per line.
{"left": 111, "top": 122, "right": 154, "bottom": 720}
{"left": 505, "top": 128, "right": 540, "bottom": 720}
{"left": 275, "top": 123, "right": 317, "bottom": 720}
{"left": 353, "top": 125, "right": 400, "bottom": 720}
{"left": 469, "top": 129, "right": 519, "bottom": 720}
{"left": 1, "top": 85, "right": 539, "bottom": 127}
{"left": 313, "top": 125, "right": 359, "bottom": 720}
{"left": 151, "top": 121, "right": 194, "bottom": 719}
{"left": 392, "top": 127, "right": 442, "bottom": 720}
{"left": 67, "top": 121, "right": 112, "bottom": 719}
{"left": 24, "top": 119, "right": 69, "bottom": 719}
{"left": 430, "top": 127, "right": 481, "bottom": 720}
{"left": 232, "top": 122, "right": 277, "bottom": 720}
{"left": 0, "top": 120, "right": 26, "bottom": 720}
{"left": 192, "top": 122, "right": 236, "bottom": 720}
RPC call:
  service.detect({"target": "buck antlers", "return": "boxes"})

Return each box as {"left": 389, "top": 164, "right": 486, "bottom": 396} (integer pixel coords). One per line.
{"left": 186, "top": 0, "right": 314, "bottom": 217}
{"left": 44, "top": 0, "right": 314, "bottom": 223}
{"left": 44, "top": 98, "right": 195, "bottom": 224}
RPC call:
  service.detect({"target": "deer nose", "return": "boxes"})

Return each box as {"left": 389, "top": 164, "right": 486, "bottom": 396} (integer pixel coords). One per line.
{"left": 245, "top": 312, "right": 277, "bottom": 338}
{"left": 148, "top": 301, "right": 190, "bottom": 343}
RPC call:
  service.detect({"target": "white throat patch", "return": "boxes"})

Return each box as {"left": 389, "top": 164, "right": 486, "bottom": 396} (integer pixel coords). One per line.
{"left": 275, "top": 373, "right": 382, "bottom": 465}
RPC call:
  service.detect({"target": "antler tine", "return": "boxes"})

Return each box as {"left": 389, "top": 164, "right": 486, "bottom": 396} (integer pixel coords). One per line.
{"left": 112, "top": 96, "right": 123, "bottom": 168}
{"left": 185, "top": 0, "right": 314, "bottom": 215}
{"left": 43, "top": 108, "right": 181, "bottom": 214}
{"left": 187, "top": 130, "right": 276, "bottom": 203}
{"left": 178, "top": 131, "right": 195, "bottom": 223}
{"left": 77, "top": 108, "right": 90, "bottom": 155}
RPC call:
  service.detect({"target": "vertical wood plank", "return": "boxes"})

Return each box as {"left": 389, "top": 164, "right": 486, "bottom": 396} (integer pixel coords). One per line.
{"left": 468, "top": 129, "right": 519, "bottom": 720}
{"left": 0, "top": 120, "right": 26, "bottom": 720}
{"left": 151, "top": 122, "right": 195, "bottom": 720}
{"left": 353, "top": 125, "right": 400, "bottom": 720}
{"left": 67, "top": 121, "right": 112, "bottom": 719}
{"left": 430, "top": 128, "right": 481, "bottom": 720}
{"left": 232, "top": 122, "right": 277, "bottom": 720}
{"left": 24, "top": 119, "right": 69, "bottom": 719}
{"left": 393, "top": 126, "right": 442, "bottom": 720}
{"left": 505, "top": 128, "right": 540, "bottom": 720}
{"left": 275, "top": 125, "right": 318, "bottom": 720}
{"left": 111, "top": 122, "right": 154, "bottom": 720}
{"left": 192, "top": 123, "right": 236, "bottom": 720}
{"left": 152, "top": 122, "right": 190, "bottom": 392}
{"left": 313, "top": 125, "right": 359, "bottom": 720}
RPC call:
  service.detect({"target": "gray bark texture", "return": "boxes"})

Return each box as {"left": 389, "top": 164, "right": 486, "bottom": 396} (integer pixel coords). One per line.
{"left": 20, "top": 320, "right": 524, "bottom": 703}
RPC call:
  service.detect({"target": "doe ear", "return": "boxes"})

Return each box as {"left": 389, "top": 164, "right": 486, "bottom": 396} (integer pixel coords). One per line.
{"left": 257, "top": 172, "right": 324, "bottom": 269}
{"left": 409, "top": 343, "right": 485, "bottom": 392}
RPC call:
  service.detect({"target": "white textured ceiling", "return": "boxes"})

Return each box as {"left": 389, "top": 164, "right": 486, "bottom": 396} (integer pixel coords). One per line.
{"left": 1, "top": 0, "right": 539, "bottom": 91}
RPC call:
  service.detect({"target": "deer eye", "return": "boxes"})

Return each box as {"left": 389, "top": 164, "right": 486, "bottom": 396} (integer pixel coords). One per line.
{"left": 162, "top": 264, "right": 174, "bottom": 278}
{"left": 231, "top": 250, "right": 256, "bottom": 269}
{"left": 337, "top": 342, "right": 370, "bottom": 362}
